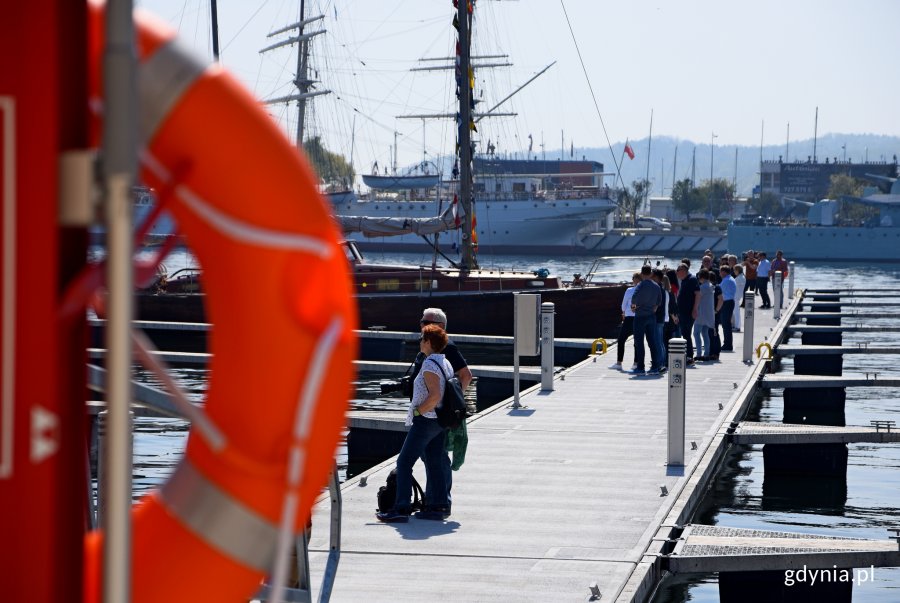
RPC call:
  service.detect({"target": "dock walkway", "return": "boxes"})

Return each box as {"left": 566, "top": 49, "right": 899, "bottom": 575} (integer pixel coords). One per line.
{"left": 306, "top": 305, "right": 782, "bottom": 601}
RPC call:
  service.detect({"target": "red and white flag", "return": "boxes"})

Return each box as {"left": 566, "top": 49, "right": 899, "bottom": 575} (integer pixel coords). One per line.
{"left": 624, "top": 143, "right": 635, "bottom": 160}
{"left": 452, "top": 194, "right": 461, "bottom": 227}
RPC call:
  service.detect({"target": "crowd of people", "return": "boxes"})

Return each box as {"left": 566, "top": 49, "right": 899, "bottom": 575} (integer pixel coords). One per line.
{"left": 611, "top": 249, "right": 789, "bottom": 374}
{"left": 376, "top": 252, "right": 791, "bottom": 522}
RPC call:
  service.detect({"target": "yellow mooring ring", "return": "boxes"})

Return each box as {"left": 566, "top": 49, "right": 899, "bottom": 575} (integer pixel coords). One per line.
{"left": 756, "top": 342, "right": 773, "bottom": 359}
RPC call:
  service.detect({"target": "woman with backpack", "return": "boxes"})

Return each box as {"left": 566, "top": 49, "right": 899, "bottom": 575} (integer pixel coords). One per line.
{"left": 377, "top": 324, "right": 454, "bottom": 523}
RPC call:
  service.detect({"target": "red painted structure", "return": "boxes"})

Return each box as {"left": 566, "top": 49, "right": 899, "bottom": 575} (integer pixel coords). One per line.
{"left": 0, "top": 2, "right": 89, "bottom": 601}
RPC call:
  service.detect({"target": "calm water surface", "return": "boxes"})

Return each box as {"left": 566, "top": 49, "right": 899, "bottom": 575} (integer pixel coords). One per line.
{"left": 123, "top": 249, "right": 900, "bottom": 600}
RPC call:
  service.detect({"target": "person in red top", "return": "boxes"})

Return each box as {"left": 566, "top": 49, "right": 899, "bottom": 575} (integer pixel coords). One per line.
{"left": 770, "top": 250, "right": 789, "bottom": 308}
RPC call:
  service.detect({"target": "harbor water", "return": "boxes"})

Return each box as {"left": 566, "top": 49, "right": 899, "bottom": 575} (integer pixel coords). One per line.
{"left": 122, "top": 248, "right": 900, "bottom": 600}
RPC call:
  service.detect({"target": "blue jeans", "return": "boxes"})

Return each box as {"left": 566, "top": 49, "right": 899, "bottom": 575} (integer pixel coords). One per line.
{"left": 394, "top": 415, "right": 447, "bottom": 511}
{"left": 633, "top": 314, "right": 660, "bottom": 370}
{"left": 656, "top": 323, "right": 666, "bottom": 367}
{"left": 678, "top": 313, "right": 694, "bottom": 359}
{"left": 423, "top": 446, "right": 452, "bottom": 511}
{"left": 719, "top": 300, "right": 735, "bottom": 349}
{"left": 757, "top": 276, "right": 770, "bottom": 307}
{"left": 693, "top": 322, "right": 710, "bottom": 358}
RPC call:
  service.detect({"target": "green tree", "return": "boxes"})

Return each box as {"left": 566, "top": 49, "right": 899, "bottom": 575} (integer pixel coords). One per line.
{"left": 616, "top": 188, "right": 638, "bottom": 227}
{"left": 749, "top": 191, "right": 781, "bottom": 217}
{"left": 828, "top": 174, "right": 875, "bottom": 224}
{"left": 827, "top": 173, "right": 864, "bottom": 198}
{"left": 632, "top": 178, "right": 651, "bottom": 210}
{"left": 616, "top": 179, "right": 650, "bottom": 227}
{"left": 672, "top": 178, "right": 704, "bottom": 220}
{"left": 303, "top": 136, "right": 355, "bottom": 189}
{"left": 697, "top": 178, "right": 735, "bottom": 219}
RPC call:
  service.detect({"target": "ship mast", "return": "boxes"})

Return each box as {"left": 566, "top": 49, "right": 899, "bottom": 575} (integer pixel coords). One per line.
{"left": 260, "top": 1, "right": 330, "bottom": 148}
{"left": 458, "top": 0, "right": 478, "bottom": 270}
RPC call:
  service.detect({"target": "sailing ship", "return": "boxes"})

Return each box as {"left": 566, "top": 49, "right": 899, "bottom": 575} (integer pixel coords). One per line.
{"left": 337, "top": 157, "right": 616, "bottom": 255}
{"left": 135, "top": 0, "right": 628, "bottom": 338}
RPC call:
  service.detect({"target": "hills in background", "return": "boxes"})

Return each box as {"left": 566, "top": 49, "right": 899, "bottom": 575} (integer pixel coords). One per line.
{"left": 386, "top": 133, "right": 899, "bottom": 197}
{"left": 554, "top": 133, "right": 900, "bottom": 197}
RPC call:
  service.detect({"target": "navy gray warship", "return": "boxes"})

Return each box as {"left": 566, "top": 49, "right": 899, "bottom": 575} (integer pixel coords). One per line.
{"left": 728, "top": 162, "right": 900, "bottom": 261}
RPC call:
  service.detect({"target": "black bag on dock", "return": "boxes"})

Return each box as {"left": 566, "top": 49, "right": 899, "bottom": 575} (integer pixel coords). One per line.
{"left": 376, "top": 468, "right": 424, "bottom": 513}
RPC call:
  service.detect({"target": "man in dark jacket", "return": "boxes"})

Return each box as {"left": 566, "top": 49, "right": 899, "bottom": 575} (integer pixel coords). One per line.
{"left": 675, "top": 263, "right": 700, "bottom": 365}
{"left": 630, "top": 265, "right": 662, "bottom": 375}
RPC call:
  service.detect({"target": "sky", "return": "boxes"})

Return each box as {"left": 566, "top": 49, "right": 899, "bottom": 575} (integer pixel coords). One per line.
{"left": 136, "top": 0, "right": 899, "bottom": 184}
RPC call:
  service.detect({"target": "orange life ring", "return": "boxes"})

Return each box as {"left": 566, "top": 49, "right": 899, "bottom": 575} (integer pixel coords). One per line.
{"left": 84, "top": 3, "right": 357, "bottom": 601}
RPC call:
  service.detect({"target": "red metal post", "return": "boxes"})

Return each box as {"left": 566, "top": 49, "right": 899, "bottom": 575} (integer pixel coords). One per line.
{"left": 0, "top": 2, "right": 89, "bottom": 601}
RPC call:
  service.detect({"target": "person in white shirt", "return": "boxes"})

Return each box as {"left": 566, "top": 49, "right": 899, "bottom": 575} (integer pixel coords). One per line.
{"left": 732, "top": 264, "right": 746, "bottom": 331}
{"left": 756, "top": 252, "right": 772, "bottom": 308}
{"left": 610, "top": 272, "right": 641, "bottom": 370}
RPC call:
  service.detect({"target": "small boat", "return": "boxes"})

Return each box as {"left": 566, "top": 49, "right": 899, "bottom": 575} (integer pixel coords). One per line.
{"left": 361, "top": 173, "right": 441, "bottom": 191}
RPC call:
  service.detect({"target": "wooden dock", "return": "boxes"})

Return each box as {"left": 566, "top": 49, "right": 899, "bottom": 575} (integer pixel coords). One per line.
{"left": 304, "top": 300, "right": 788, "bottom": 601}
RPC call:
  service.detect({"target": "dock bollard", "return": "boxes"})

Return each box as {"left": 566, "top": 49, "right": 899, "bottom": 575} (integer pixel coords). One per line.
{"left": 667, "top": 338, "right": 687, "bottom": 466}
{"left": 540, "top": 302, "right": 555, "bottom": 392}
{"left": 788, "top": 262, "right": 795, "bottom": 299}
{"left": 773, "top": 271, "right": 782, "bottom": 319}
{"left": 742, "top": 291, "right": 756, "bottom": 363}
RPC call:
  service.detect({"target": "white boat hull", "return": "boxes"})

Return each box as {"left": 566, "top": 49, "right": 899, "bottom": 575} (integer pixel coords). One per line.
{"left": 331, "top": 195, "right": 616, "bottom": 254}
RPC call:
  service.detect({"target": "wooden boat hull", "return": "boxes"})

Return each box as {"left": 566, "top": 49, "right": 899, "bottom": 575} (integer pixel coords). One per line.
{"left": 136, "top": 284, "right": 626, "bottom": 339}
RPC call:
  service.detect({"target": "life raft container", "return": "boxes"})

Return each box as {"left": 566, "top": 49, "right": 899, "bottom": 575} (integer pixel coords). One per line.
{"left": 84, "top": 3, "right": 357, "bottom": 601}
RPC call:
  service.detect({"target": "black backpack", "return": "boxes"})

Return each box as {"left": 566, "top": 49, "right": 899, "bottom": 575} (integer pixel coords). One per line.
{"left": 428, "top": 358, "right": 468, "bottom": 429}
{"left": 376, "top": 468, "right": 424, "bottom": 513}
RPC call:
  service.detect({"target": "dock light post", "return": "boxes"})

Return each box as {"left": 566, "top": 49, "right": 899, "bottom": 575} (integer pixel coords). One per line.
{"left": 667, "top": 338, "right": 687, "bottom": 466}
{"left": 742, "top": 291, "right": 756, "bottom": 363}
{"left": 540, "top": 303, "right": 555, "bottom": 392}
{"left": 773, "top": 272, "right": 783, "bottom": 319}
{"left": 512, "top": 294, "right": 541, "bottom": 409}
{"left": 709, "top": 132, "right": 717, "bottom": 219}
{"left": 788, "top": 262, "right": 795, "bottom": 299}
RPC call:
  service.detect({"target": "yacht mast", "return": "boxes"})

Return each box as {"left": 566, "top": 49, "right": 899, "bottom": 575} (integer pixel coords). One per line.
{"left": 458, "top": 0, "right": 477, "bottom": 270}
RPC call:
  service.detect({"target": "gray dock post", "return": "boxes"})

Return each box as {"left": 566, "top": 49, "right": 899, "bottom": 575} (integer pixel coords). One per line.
{"left": 788, "top": 261, "right": 795, "bottom": 299}
{"left": 742, "top": 291, "right": 755, "bottom": 363}
{"left": 540, "top": 303, "right": 555, "bottom": 391}
{"left": 96, "top": 409, "right": 133, "bottom": 529}
{"left": 512, "top": 294, "right": 541, "bottom": 408}
{"left": 773, "top": 271, "right": 783, "bottom": 319}
{"left": 667, "top": 338, "right": 687, "bottom": 466}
